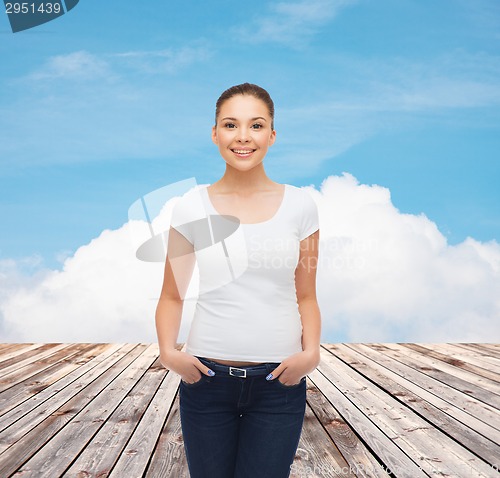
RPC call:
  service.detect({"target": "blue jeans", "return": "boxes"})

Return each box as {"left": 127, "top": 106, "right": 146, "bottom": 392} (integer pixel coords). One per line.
{"left": 179, "top": 356, "right": 307, "bottom": 478}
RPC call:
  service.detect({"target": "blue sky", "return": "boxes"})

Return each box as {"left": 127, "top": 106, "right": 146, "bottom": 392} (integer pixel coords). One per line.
{"left": 1, "top": 0, "right": 499, "bottom": 267}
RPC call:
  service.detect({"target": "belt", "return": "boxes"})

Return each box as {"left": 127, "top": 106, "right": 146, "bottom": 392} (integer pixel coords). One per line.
{"left": 196, "top": 356, "right": 280, "bottom": 379}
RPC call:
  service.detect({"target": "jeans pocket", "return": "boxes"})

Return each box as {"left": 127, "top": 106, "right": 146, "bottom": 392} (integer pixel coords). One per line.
{"left": 274, "top": 376, "right": 306, "bottom": 389}
{"left": 181, "top": 374, "right": 206, "bottom": 388}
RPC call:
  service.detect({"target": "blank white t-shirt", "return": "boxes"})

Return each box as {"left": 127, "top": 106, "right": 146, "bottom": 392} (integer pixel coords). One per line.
{"left": 169, "top": 183, "right": 319, "bottom": 362}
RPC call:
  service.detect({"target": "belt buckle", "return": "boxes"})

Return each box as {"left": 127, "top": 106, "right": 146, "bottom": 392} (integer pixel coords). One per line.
{"left": 229, "top": 367, "right": 247, "bottom": 378}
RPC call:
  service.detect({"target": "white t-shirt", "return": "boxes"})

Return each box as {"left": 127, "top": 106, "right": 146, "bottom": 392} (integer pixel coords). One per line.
{"left": 169, "top": 183, "right": 319, "bottom": 362}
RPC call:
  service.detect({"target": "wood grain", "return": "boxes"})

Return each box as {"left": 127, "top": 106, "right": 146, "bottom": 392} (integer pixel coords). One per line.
{"left": 0, "top": 343, "right": 497, "bottom": 477}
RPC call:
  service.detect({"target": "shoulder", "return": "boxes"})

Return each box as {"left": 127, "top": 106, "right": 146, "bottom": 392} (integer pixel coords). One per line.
{"left": 284, "top": 183, "right": 317, "bottom": 204}
{"left": 285, "top": 185, "right": 319, "bottom": 240}
{"left": 171, "top": 184, "right": 208, "bottom": 224}
{"left": 284, "top": 183, "right": 313, "bottom": 193}
{"left": 285, "top": 184, "right": 319, "bottom": 223}
{"left": 282, "top": 184, "right": 319, "bottom": 227}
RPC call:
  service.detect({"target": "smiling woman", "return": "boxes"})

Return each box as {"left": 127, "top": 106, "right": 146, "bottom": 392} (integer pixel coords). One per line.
{"left": 212, "top": 93, "right": 276, "bottom": 171}
{"left": 155, "top": 83, "right": 321, "bottom": 478}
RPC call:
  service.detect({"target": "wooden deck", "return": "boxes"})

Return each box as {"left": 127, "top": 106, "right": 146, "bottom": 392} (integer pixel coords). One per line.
{"left": 0, "top": 343, "right": 498, "bottom": 477}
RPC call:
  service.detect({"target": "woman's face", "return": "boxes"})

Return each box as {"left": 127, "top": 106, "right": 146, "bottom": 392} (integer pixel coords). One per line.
{"left": 212, "top": 94, "right": 276, "bottom": 172}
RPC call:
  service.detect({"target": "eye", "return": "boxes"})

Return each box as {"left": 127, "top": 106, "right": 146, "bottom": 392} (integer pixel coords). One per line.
{"left": 224, "top": 122, "right": 236, "bottom": 129}
{"left": 251, "top": 123, "right": 263, "bottom": 130}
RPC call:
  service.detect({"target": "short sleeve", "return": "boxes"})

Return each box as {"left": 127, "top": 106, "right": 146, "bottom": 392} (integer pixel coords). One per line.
{"left": 299, "top": 190, "right": 319, "bottom": 241}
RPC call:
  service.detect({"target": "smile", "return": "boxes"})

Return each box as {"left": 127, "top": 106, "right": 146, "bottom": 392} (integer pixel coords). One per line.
{"left": 231, "top": 149, "right": 256, "bottom": 156}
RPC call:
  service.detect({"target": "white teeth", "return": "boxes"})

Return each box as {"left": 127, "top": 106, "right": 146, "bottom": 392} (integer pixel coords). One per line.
{"left": 233, "top": 150, "right": 253, "bottom": 154}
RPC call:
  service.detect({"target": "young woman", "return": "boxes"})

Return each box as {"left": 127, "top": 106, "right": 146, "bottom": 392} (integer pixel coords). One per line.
{"left": 155, "top": 83, "right": 321, "bottom": 478}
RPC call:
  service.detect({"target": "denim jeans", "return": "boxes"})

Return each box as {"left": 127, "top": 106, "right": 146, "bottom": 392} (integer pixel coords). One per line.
{"left": 179, "top": 356, "right": 307, "bottom": 478}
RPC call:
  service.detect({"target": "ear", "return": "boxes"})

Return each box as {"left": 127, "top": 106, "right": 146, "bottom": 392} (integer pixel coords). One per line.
{"left": 211, "top": 125, "right": 218, "bottom": 145}
{"left": 268, "top": 129, "right": 276, "bottom": 147}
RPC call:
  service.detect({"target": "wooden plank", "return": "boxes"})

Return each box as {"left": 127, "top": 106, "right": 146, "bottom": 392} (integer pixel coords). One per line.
{"left": 0, "top": 344, "right": 70, "bottom": 381}
{"left": 0, "top": 344, "right": 87, "bottom": 393}
{"left": 290, "top": 400, "right": 356, "bottom": 477}
{"left": 0, "top": 344, "right": 121, "bottom": 433}
{"left": 0, "top": 344, "right": 103, "bottom": 418}
{"left": 411, "top": 343, "right": 500, "bottom": 379}
{"left": 478, "top": 343, "right": 500, "bottom": 351}
{"left": 13, "top": 344, "right": 157, "bottom": 476}
{"left": 0, "top": 344, "right": 41, "bottom": 363}
{"left": 0, "top": 344, "right": 141, "bottom": 475}
{"left": 110, "top": 357, "right": 182, "bottom": 478}
{"left": 454, "top": 344, "right": 500, "bottom": 363}
{"left": 378, "top": 344, "right": 500, "bottom": 410}
{"left": 445, "top": 343, "right": 500, "bottom": 361}
{"left": 63, "top": 355, "right": 168, "bottom": 477}
{"left": 310, "top": 363, "right": 427, "bottom": 477}
{"left": 0, "top": 344, "right": 27, "bottom": 356}
{"left": 347, "top": 344, "right": 500, "bottom": 445}
{"left": 331, "top": 343, "right": 500, "bottom": 467}
{"left": 401, "top": 344, "right": 500, "bottom": 396}
{"left": 0, "top": 344, "right": 75, "bottom": 378}
{"left": 299, "top": 379, "right": 390, "bottom": 477}
{"left": 142, "top": 379, "right": 188, "bottom": 478}
{"left": 466, "top": 343, "right": 500, "bottom": 354}
{"left": 364, "top": 344, "right": 500, "bottom": 426}
{"left": 0, "top": 343, "right": 497, "bottom": 477}
{"left": 319, "top": 345, "right": 496, "bottom": 477}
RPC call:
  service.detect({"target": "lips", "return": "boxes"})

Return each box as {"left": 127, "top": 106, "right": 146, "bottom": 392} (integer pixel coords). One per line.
{"left": 232, "top": 149, "right": 255, "bottom": 154}
{"left": 231, "top": 148, "right": 256, "bottom": 158}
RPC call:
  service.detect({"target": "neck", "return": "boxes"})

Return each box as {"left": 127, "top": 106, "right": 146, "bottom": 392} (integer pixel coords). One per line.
{"left": 215, "top": 163, "right": 276, "bottom": 192}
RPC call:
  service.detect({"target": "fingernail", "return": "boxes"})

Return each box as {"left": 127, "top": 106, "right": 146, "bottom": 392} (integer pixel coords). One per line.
{"left": 207, "top": 369, "right": 215, "bottom": 376}
{"left": 266, "top": 373, "right": 273, "bottom": 380}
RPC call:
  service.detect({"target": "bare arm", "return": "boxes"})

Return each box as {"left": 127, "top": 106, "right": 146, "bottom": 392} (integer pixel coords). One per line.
{"left": 295, "top": 229, "right": 321, "bottom": 366}
{"left": 155, "top": 226, "right": 213, "bottom": 380}
{"left": 155, "top": 231, "right": 193, "bottom": 353}
{"left": 267, "top": 229, "right": 321, "bottom": 385}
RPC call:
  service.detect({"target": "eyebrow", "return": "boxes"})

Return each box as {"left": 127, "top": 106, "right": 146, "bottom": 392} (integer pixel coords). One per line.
{"left": 221, "top": 117, "right": 267, "bottom": 122}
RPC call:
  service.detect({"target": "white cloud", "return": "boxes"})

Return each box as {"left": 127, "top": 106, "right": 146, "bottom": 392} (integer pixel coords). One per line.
{"left": 359, "top": 51, "right": 500, "bottom": 112}
{"left": 1, "top": 45, "right": 215, "bottom": 171}
{"left": 0, "top": 192, "right": 200, "bottom": 343}
{"left": 112, "top": 44, "right": 212, "bottom": 74}
{"left": 312, "top": 173, "right": 500, "bottom": 341}
{"left": 377, "top": 50, "right": 499, "bottom": 110}
{"left": 25, "top": 50, "right": 113, "bottom": 82}
{"left": 1, "top": 173, "right": 499, "bottom": 343}
{"left": 4, "top": 44, "right": 498, "bottom": 175}
{"left": 237, "top": 0, "right": 357, "bottom": 47}
{"left": 0, "top": 223, "right": 177, "bottom": 342}
{"left": 21, "top": 44, "right": 212, "bottom": 84}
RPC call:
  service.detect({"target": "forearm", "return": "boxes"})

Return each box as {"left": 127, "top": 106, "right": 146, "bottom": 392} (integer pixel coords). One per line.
{"left": 298, "top": 298, "right": 321, "bottom": 366}
{"left": 155, "top": 297, "right": 184, "bottom": 367}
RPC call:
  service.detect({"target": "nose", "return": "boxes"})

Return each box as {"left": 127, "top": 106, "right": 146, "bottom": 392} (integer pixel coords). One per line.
{"left": 236, "top": 127, "right": 251, "bottom": 142}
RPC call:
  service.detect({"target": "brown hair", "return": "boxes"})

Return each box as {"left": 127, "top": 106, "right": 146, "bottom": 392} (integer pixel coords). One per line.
{"left": 215, "top": 83, "right": 275, "bottom": 130}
